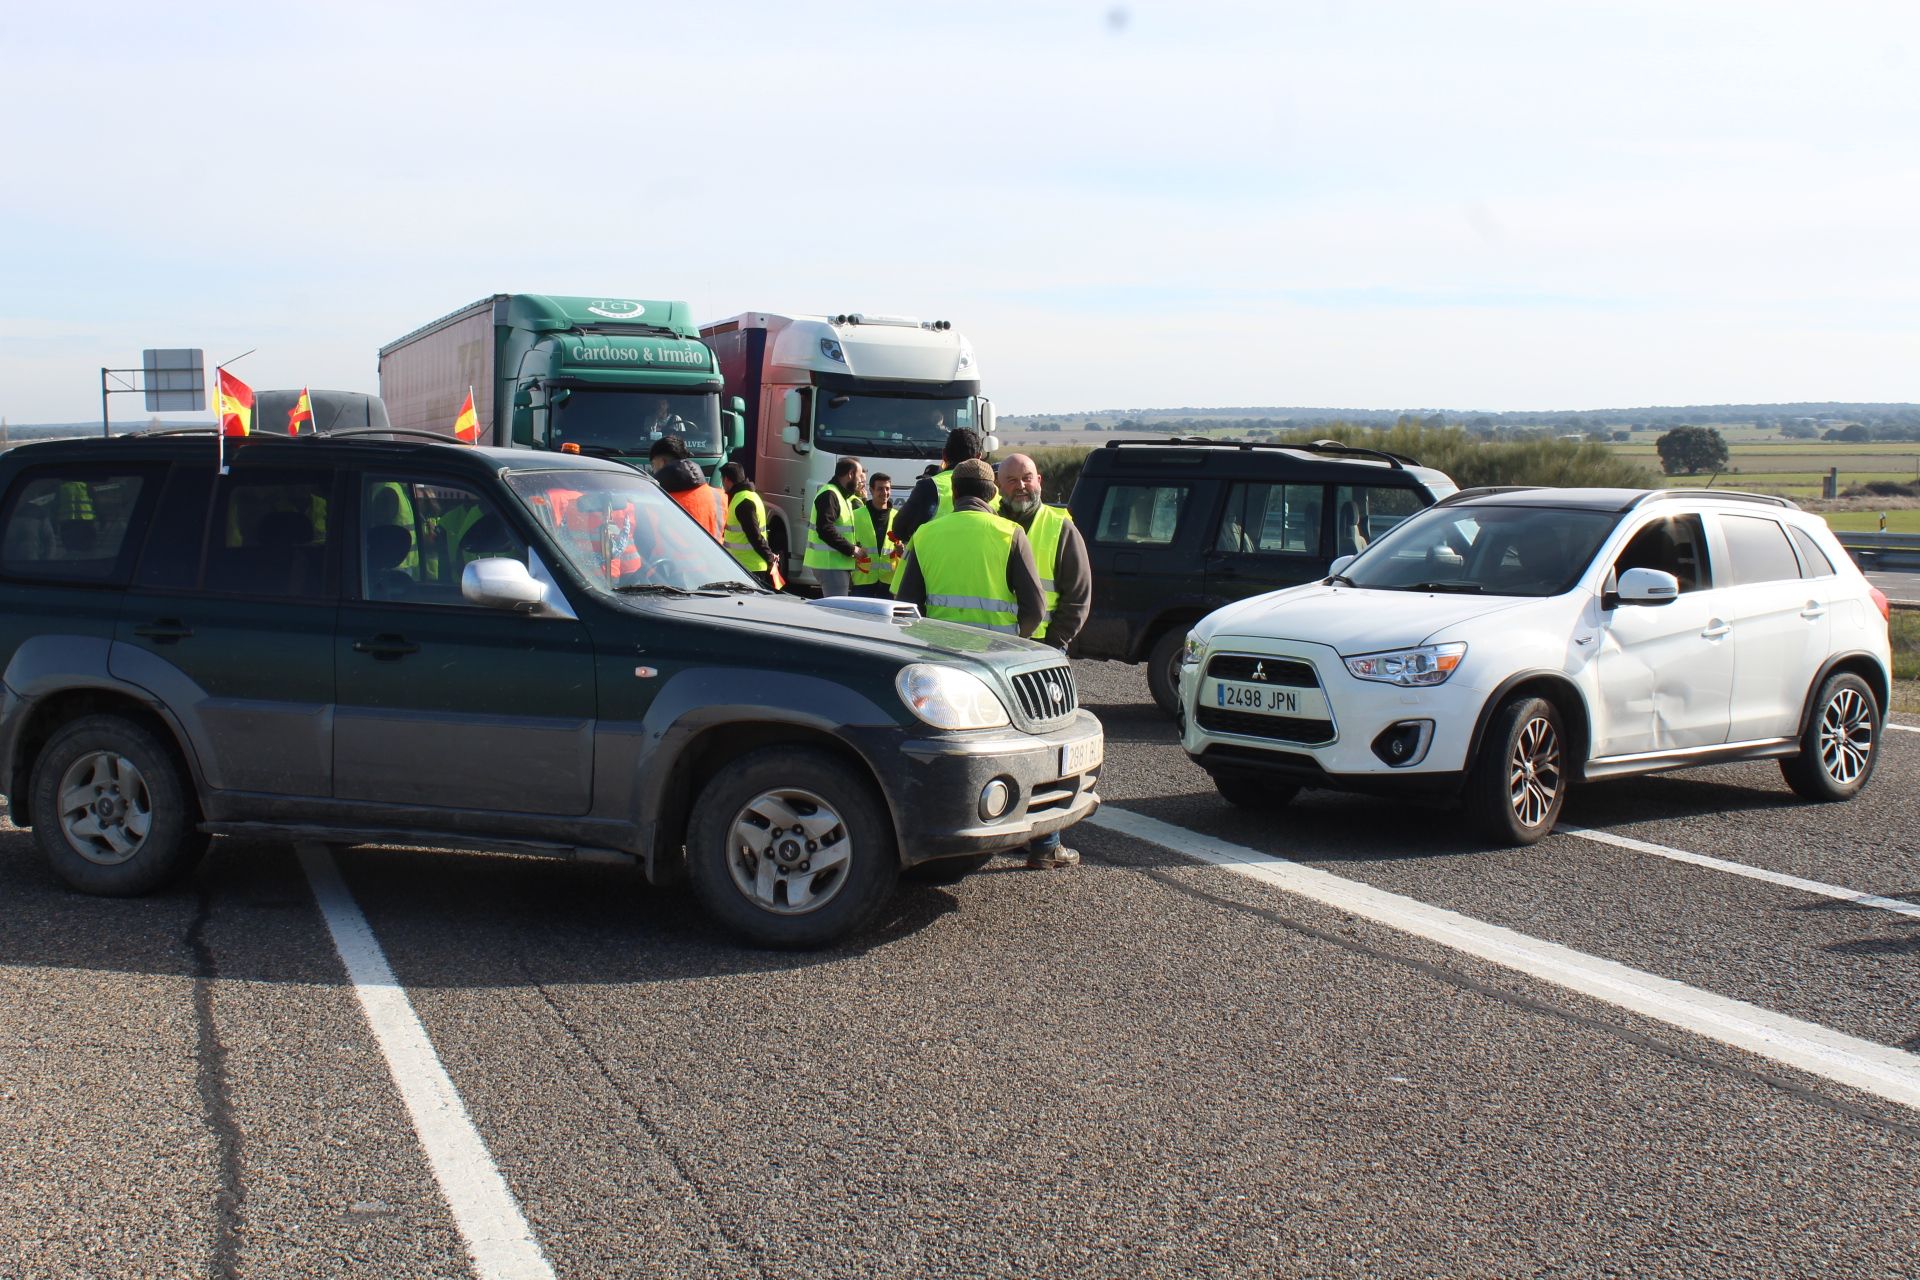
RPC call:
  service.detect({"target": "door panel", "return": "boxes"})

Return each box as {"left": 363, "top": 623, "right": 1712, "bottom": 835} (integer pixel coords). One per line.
{"left": 1593, "top": 514, "right": 1730, "bottom": 756}
{"left": 1716, "top": 514, "right": 1829, "bottom": 741}
{"left": 1205, "top": 481, "right": 1327, "bottom": 599}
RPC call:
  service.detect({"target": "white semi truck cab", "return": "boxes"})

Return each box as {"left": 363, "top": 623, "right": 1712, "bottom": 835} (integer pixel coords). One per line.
{"left": 700, "top": 311, "right": 995, "bottom": 587}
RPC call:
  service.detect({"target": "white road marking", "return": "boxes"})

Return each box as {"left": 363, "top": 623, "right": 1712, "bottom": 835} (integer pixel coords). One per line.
{"left": 1887, "top": 722, "right": 1920, "bottom": 735}
{"left": 299, "top": 846, "right": 556, "bottom": 1280}
{"left": 1559, "top": 824, "right": 1920, "bottom": 921}
{"left": 1086, "top": 808, "right": 1920, "bottom": 1113}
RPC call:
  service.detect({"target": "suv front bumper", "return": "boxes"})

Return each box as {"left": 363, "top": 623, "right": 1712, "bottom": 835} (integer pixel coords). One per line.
{"left": 864, "top": 710, "right": 1103, "bottom": 865}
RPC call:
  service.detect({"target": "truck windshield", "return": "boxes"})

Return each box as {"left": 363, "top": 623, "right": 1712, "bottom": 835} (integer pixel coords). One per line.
{"left": 505, "top": 469, "right": 755, "bottom": 594}
{"left": 551, "top": 390, "right": 723, "bottom": 460}
{"left": 815, "top": 394, "right": 977, "bottom": 458}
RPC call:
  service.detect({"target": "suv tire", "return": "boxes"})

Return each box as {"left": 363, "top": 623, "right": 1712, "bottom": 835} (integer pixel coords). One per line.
{"left": 1146, "top": 628, "right": 1186, "bottom": 718}
{"left": 1213, "top": 775, "right": 1301, "bottom": 810}
{"left": 30, "top": 714, "right": 207, "bottom": 895}
{"left": 1467, "top": 695, "right": 1565, "bottom": 846}
{"left": 1780, "top": 671, "right": 1880, "bottom": 802}
{"left": 686, "top": 746, "right": 900, "bottom": 948}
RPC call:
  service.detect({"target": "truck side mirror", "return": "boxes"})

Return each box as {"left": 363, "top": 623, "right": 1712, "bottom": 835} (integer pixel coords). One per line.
{"left": 781, "top": 425, "right": 809, "bottom": 452}
{"left": 729, "top": 395, "right": 745, "bottom": 414}
{"left": 980, "top": 399, "right": 995, "bottom": 436}
{"left": 783, "top": 389, "right": 804, "bottom": 426}
{"left": 723, "top": 410, "right": 745, "bottom": 452}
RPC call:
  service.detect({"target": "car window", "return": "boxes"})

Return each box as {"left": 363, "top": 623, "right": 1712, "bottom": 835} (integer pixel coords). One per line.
{"left": 505, "top": 469, "right": 754, "bottom": 592}
{"left": 1343, "top": 504, "right": 1617, "bottom": 596}
{"left": 1215, "top": 483, "right": 1322, "bottom": 555}
{"left": 1612, "top": 514, "right": 1711, "bottom": 593}
{"left": 1718, "top": 513, "right": 1802, "bottom": 587}
{"left": 1334, "top": 485, "right": 1425, "bottom": 558}
{"left": 1094, "top": 484, "right": 1189, "bottom": 546}
{"left": 1789, "top": 525, "right": 1837, "bottom": 578}
{"left": 0, "top": 466, "right": 152, "bottom": 584}
{"left": 360, "top": 474, "right": 527, "bottom": 604}
{"left": 204, "top": 470, "right": 334, "bottom": 599}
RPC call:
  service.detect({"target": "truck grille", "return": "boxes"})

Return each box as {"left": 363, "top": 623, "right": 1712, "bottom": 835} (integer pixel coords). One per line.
{"left": 1205, "top": 655, "right": 1319, "bottom": 687}
{"left": 1009, "top": 664, "right": 1078, "bottom": 724}
{"left": 1194, "top": 706, "right": 1335, "bottom": 745}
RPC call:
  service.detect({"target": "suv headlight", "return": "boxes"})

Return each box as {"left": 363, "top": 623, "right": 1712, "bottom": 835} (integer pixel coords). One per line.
{"left": 1342, "top": 642, "right": 1466, "bottom": 687}
{"left": 896, "top": 664, "right": 1010, "bottom": 730}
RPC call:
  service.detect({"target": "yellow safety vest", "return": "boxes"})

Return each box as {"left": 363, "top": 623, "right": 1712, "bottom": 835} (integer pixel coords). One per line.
{"left": 930, "top": 468, "right": 1000, "bottom": 519}
{"left": 852, "top": 503, "right": 896, "bottom": 587}
{"left": 909, "top": 508, "right": 1022, "bottom": 633}
{"left": 724, "top": 488, "right": 770, "bottom": 572}
{"left": 1021, "top": 503, "right": 1072, "bottom": 640}
{"left": 803, "top": 484, "right": 856, "bottom": 571}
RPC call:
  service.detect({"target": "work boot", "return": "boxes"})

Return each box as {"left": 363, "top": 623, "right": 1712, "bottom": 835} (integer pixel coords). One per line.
{"left": 1026, "top": 844, "right": 1081, "bottom": 870}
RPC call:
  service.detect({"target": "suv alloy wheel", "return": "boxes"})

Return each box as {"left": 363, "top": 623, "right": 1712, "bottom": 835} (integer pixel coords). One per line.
{"left": 1779, "top": 671, "right": 1880, "bottom": 801}
{"left": 30, "top": 714, "right": 208, "bottom": 894}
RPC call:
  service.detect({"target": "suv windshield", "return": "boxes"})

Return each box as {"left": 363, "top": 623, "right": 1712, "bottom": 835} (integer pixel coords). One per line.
{"left": 551, "top": 390, "right": 723, "bottom": 459}
{"left": 505, "top": 469, "right": 756, "bottom": 594}
{"left": 1341, "top": 504, "right": 1619, "bottom": 597}
{"left": 816, "top": 394, "right": 976, "bottom": 458}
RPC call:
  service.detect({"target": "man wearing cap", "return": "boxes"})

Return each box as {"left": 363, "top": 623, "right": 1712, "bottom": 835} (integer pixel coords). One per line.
{"left": 891, "top": 427, "right": 998, "bottom": 546}
{"left": 995, "top": 452, "right": 1090, "bottom": 652}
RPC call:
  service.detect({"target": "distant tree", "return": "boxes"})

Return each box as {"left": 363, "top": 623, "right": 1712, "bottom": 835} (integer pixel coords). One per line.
{"left": 1612, "top": 430, "right": 1630, "bottom": 443}
{"left": 1780, "top": 421, "right": 1817, "bottom": 440}
{"left": 1655, "top": 426, "right": 1730, "bottom": 476}
{"left": 1083, "top": 421, "right": 1101, "bottom": 432}
{"left": 1836, "top": 423, "right": 1871, "bottom": 442}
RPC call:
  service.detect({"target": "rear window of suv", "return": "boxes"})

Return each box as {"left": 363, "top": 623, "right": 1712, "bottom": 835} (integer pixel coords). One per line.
{"left": 0, "top": 466, "right": 154, "bottom": 583}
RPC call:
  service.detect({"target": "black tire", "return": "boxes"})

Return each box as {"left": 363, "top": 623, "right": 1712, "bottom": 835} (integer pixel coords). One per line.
{"left": 29, "top": 714, "right": 207, "bottom": 895}
{"left": 1467, "top": 695, "right": 1566, "bottom": 846}
{"left": 1146, "top": 628, "right": 1187, "bottom": 718}
{"left": 907, "top": 852, "right": 995, "bottom": 883}
{"left": 685, "top": 745, "right": 900, "bottom": 948}
{"left": 1213, "top": 774, "right": 1301, "bottom": 810}
{"left": 1780, "top": 671, "right": 1880, "bottom": 802}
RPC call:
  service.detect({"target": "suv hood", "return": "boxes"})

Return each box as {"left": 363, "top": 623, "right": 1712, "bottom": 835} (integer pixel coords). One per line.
{"left": 1206, "top": 583, "right": 1537, "bottom": 651}
{"left": 630, "top": 592, "right": 1056, "bottom": 670}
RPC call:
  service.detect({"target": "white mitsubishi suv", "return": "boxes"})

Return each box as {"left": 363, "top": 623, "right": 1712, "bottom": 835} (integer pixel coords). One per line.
{"left": 1178, "top": 487, "right": 1894, "bottom": 844}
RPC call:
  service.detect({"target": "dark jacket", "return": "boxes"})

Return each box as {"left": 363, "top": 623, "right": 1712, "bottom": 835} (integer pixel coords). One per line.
{"left": 654, "top": 458, "right": 707, "bottom": 493}
{"left": 729, "top": 486, "right": 776, "bottom": 562}
{"left": 813, "top": 485, "right": 861, "bottom": 558}
{"left": 891, "top": 471, "right": 946, "bottom": 546}
{"left": 893, "top": 497, "right": 1046, "bottom": 638}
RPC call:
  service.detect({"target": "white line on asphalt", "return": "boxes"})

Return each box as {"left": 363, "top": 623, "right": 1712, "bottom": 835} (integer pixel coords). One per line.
{"left": 299, "top": 846, "right": 556, "bottom": 1280}
{"left": 1559, "top": 824, "right": 1920, "bottom": 921}
{"left": 1086, "top": 808, "right": 1920, "bottom": 1114}
{"left": 1888, "top": 722, "right": 1920, "bottom": 735}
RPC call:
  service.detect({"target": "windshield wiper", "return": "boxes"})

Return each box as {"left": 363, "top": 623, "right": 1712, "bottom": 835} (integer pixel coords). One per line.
{"left": 1403, "top": 580, "right": 1484, "bottom": 594}
{"left": 613, "top": 582, "right": 694, "bottom": 595}
{"left": 1326, "top": 573, "right": 1358, "bottom": 587}
{"left": 693, "top": 581, "right": 766, "bottom": 594}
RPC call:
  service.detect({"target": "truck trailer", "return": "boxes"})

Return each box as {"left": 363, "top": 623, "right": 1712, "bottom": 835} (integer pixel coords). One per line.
{"left": 379, "top": 294, "right": 741, "bottom": 472}
{"left": 698, "top": 311, "right": 995, "bottom": 588}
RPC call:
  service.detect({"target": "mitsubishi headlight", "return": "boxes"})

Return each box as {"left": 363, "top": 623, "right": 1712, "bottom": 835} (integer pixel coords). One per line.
{"left": 896, "top": 664, "right": 1011, "bottom": 730}
{"left": 1181, "top": 631, "right": 1205, "bottom": 665}
{"left": 1343, "top": 642, "right": 1466, "bottom": 687}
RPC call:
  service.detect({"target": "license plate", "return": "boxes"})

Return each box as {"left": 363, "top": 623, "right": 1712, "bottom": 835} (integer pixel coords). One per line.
{"left": 1208, "top": 679, "right": 1326, "bottom": 718}
{"left": 1060, "top": 734, "right": 1103, "bottom": 776}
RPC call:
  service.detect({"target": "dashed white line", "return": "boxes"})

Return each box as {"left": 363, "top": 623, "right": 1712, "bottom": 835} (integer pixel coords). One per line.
{"left": 1887, "top": 722, "right": 1920, "bottom": 735}
{"left": 1558, "top": 824, "right": 1920, "bottom": 921}
{"left": 300, "top": 845, "right": 556, "bottom": 1280}
{"left": 1087, "top": 808, "right": 1920, "bottom": 1114}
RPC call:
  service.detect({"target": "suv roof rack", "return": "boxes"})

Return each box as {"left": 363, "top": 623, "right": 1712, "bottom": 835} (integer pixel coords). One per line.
{"left": 1101, "top": 437, "right": 1414, "bottom": 469}
{"left": 1434, "top": 485, "right": 1539, "bottom": 505}
{"left": 316, "top": 428, "right": 467, "bottom": 446}
{"left": 125, "top": 427, "right": 222, "bottom": 438}
{"left": 1635, "top": 488, "right": 1796, "bottom": 510}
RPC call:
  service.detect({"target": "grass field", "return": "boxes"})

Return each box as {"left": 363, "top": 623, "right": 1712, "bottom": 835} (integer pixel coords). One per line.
{"left": 1822, "top": 510, "right": 1920, "bottom": 533}
{"left": 1602, "top": 440, "right": 1920, "bottom": 499}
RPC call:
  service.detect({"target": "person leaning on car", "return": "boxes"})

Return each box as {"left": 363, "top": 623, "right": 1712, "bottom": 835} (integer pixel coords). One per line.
{"left": 994, "top": 452, "right": 1090, "bottom": 651}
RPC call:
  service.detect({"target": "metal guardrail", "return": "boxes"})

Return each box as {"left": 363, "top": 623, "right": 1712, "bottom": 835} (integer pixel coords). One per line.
{"left": 1834, "top": 531, "right": 1920, "bottom": 570}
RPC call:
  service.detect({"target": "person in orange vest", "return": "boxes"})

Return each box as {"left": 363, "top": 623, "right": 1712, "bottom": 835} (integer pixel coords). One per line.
{"left": 648, "top": 435, "right": 724, "bottom": 541}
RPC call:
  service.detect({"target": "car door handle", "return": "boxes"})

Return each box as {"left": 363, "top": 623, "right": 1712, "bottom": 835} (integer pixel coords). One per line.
{"left": 1702, "top": 621, "right": 1731, "bottom": 639}
{"left": 132, "top": 619, "right": 194, "bottom": 643}
{"left": 1800, "top": 605, "right": 1826, "bottom": 620}
{"left": 353, "top": 634, "right": 420, "bottom": 660}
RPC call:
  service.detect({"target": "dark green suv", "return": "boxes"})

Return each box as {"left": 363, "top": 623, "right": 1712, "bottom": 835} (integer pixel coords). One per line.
{"left": 0, "top": 432, "right": 1101, "bottom": 946}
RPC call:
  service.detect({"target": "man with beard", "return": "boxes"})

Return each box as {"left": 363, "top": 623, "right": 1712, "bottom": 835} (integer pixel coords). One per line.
{"left": 994, "top": 452, "right": 1090, "bottom": 652}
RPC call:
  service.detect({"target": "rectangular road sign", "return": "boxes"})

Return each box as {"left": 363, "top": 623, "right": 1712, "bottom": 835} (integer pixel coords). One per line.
{"left": 141, "top": 349, "right": 205, "bottom": 411}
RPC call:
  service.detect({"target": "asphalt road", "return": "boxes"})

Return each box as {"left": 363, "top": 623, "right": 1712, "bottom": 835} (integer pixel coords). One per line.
{"left": 3, "top": 664, "right": 1917, "bottom": 1279}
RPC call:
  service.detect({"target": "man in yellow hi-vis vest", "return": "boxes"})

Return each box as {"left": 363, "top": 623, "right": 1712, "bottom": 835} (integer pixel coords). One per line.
{"left": 851, "top": 471, "right": 899, "bottom": 598}
{"left": 995, "top": 452, "right": 1091, "bottom": 650}
{"left": 802, "top": 456, "right": 869, "bottom": 597}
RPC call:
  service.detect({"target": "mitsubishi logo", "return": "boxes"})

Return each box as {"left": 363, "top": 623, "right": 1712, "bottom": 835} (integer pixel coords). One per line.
{"left": 1252, "top": 662, "right": 1268, "bottom": 682}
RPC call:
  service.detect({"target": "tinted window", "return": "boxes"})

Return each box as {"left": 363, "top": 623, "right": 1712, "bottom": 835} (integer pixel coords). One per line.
{"left": 361, "top": 473, "right": 525, "bottom": 604}
{"left": 1093, "top": 484, "right": 1188, "bottom": 546}
{"left": 1216, "top": 483, "right": 1322, "bottom": 555}
{"left": 134, "top": 464, "right": 216, "bottom": 591}
{"left": 1719, "top": 514, "right": 1801, "bottom": 587}
{"left": 1789, "top": 526, "right": 1837, "bottom": 578}
{"left": 0, "top": 467, "right": 151, "bottom": 584}
{"left": 204, "top": 470, "right": 335, "bottom": 599}
{"left": 1613, "top": 514, "right": 1711, "bottom": 593}
{"left": 1335, "top": 484, "right": 1426, "bottom": 557}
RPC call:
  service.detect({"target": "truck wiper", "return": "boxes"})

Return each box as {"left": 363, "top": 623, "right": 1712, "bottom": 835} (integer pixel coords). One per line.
{"left": 1404, "top": 580, "right": 1484, "bottom": 594}
{"left": 612, "top": 582, "right": 694, "bottom": 595}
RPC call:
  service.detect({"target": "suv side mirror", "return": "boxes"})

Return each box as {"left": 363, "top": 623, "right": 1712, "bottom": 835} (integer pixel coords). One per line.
{"left": 1327, "top": 554, "right": 1356, "bottom": 578}
{"left": 1614, "top": 567, "right": 1679, "bottom": 607}
{"left": 462, "top": 557, "right": 547, "bottom": 612}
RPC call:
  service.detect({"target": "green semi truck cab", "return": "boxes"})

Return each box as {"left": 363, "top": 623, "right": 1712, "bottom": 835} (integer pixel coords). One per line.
{"left": 379, "top": 293, "right": 743, "bottom": 473}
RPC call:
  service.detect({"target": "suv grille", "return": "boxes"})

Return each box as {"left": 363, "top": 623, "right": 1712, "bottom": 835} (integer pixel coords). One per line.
{"left": 1206, "top": 655, "right": 1319, "bottom": 687}
{"left": 1194, "top": 706, "right": 1335, "bottom": 745}
{"left": 1009, "top": 664, "right": 1078, "bottom": 724}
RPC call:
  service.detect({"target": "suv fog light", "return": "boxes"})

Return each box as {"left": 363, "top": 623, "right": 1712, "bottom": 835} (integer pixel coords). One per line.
{"left": 1371, "top": 720, "right": 1434, "bottom": 768}
{"left": 979, "top": 778, "right": 1015, "bottom": 821}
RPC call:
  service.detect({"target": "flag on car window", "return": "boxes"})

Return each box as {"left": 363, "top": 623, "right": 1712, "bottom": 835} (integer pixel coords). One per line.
{"left": 453, "top": 387, "right": 479, "bottom": 443}
{"left": 287, "top": 387, "right": 313, "bottom": 434}
{"left": 217, "top": 369, "right": 254, "bottom": 437}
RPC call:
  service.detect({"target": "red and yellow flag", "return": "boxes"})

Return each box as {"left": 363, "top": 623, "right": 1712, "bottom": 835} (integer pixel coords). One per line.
{"left": 452, "top": 388, "right": 479, "bottom": 444}
{"left": 217, "top": 369, "right": 254, "bottom": 438}
{"left": 287, "top": 387, "right": 314, "bottom": 434}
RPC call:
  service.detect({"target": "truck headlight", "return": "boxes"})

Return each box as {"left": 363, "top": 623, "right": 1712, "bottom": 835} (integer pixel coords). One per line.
{"left": 955, "top": 341, "right": 975, "bottom": 373}
{"left": 820, "top": 338, "right": 846, "bottom": 363}
{"left": 896, "top": 664, "right": 1010, "bottom": 730}
{"left": 1342, "top": 642, "right": 1466, "bottom": 687}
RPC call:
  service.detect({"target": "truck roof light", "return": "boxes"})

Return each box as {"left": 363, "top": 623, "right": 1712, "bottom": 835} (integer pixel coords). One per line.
{"left": 845, "top": 313, "right": 920, "bottom": 328}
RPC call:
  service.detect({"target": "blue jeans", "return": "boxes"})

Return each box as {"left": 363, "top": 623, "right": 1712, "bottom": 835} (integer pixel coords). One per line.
{"left": 1028, "top": 831, "right": 1061, "bottom": 856}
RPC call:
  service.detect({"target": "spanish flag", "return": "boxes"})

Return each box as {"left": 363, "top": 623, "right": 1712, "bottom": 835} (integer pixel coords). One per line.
{"left": 217, "top": 369, "right": 254, "bottom": 438}
{"left": 453, "top": 387, "right": 479, "bottom": 444}
{"left": 287, "top": 387, "right": 314, "bottom": 435}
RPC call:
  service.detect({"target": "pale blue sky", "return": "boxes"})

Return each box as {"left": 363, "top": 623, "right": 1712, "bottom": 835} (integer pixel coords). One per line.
{"left": 3, "top": 0, "right": 1917, "bottom": 422}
